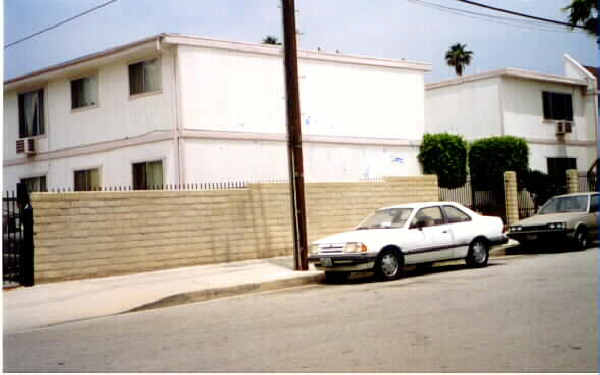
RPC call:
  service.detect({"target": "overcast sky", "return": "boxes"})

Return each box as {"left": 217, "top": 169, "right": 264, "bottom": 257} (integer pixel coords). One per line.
{"left": 3, "top": 0, "right": 599, "bottom": 82}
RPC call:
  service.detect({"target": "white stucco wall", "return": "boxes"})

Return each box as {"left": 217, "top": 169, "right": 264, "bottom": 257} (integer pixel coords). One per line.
{"left": 176, "top": 45, "right": 425, "bottom": 141}
{"left": 501, "top": 77, "right": 593, "bottom": 142}
{"left": 3, "top": 50, "right": 176, "bottom": 162}
{"left": 183, "top": 138, "right": 420, "bottom": 183}
{"left": 425, "top": 78, "right": 502, "bottom": 138}
{"left": 3, "top": 141, "right": 175, "bottom": 192}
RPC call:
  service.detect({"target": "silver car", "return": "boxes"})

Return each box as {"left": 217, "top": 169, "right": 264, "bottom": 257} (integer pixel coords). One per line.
{"left": 507, "top": 192, "right": 599, "bottom": 250}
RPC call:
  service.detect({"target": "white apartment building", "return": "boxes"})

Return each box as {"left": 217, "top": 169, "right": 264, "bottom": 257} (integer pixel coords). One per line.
{"left": 425, "top": 55, "right": 598, "bottom": 181}
{"left": 3, "top": 33, "right": 431, "bottom": 192}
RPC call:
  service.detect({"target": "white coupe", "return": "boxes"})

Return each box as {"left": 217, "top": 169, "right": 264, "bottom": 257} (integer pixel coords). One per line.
{"left": 308, "top": 201, "right": 507, "bottom": 282}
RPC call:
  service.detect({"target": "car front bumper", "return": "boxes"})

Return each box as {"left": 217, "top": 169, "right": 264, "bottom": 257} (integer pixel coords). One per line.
{"left": 308, "top": 253, "right": 378, "bottom": 271}
{"left": 506, "top": 229, "right": 575, "bottom": 243}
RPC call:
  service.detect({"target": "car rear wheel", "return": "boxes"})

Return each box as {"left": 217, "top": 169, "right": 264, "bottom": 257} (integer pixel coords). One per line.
{"left": 324, "top": 271, "right": 349, "bottom": 284}
{"left": 466, "top": 239, "right": 489, "bottom": 267}
{"left": 574, "top": 227, "right": 588, "bottom": 251}
{"left": 375, "top": 249, "right": 403, "bottom": 281}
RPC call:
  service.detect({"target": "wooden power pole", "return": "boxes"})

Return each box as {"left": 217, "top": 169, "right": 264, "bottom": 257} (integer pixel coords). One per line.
{"left": 281, "top": 0, "right": 308, "bottom": 271}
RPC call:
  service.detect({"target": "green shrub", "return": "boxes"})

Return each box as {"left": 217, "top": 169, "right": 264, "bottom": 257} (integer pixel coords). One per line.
{"left": 469, "top": 136, "right": 529, "bottom": 191}
{"left": 418, "top": 133, "right": 468, "bottom": 188}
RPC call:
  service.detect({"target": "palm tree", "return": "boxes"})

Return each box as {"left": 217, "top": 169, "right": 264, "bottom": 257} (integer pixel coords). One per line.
{"left": 262, "top": 36, "right": 282, "bottom": 45}
{"left": 563, "top": 0, "right": 598, "bottom": 37}
{"left": 445, "top": 43, "right": 473, "bottom": 77}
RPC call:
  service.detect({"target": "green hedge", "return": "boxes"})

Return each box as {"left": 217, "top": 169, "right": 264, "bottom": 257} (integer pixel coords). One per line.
{"left": 469, "top": 136, "right": 529, "bottom": 191}
{"left": 418, "top": 133, "right": 468, "bottom": 189}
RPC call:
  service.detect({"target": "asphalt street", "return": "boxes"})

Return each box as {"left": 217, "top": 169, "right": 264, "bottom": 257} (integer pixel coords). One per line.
{"left": 4, "top": 248, "right": 598, "bottom": 372}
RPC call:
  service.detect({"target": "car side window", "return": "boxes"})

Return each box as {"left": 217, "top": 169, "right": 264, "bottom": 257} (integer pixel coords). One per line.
{"left": 590, "top": 195, "right": 599, "bottom": 213}
{"left": 442, "top": 205, "right": 471, "bottom": 223}
{"left": 410, "top": 206, "right": 444, "bottom": 228}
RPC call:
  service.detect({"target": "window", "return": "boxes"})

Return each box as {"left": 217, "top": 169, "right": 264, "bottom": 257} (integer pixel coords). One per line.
{"left": 443, "top": 205, "right": 471, "bottom": 223}
{"left": 547, "top": 157, "right": 577, "bottom": 182}
{"left": 411, "top": 206, "right": 444, "bottom": 228}
{"left": 132, "top": 161, "right": 163, "bottom": 190}
{"left": 590, "top": 195, "right": 599, "bottom": 213}
{"left": 20, "top": 176, "right": 47, "bottom": 193}
{"left": 128, "top": 59, "right": 161, "bottom": 95}
{"left": 542, "top": 92, "right": 573, "bottom": 121}
{"left": 18, "top": 89, "right": 45, "bottom": 138}
{"left": 74, "top": 169, "right": 100, "bottom": 191}
{"left": 71, "top": 76, "right": 98, "bottom": 109}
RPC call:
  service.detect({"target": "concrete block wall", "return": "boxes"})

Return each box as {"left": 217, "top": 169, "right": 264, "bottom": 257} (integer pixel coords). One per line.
{"left": 31, "top": 175, "right": 438, "bottom": 283}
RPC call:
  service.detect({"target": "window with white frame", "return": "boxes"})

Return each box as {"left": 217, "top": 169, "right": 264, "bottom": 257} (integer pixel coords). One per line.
{"left": 74, "top": 168, "right": 101, "bottom": 191}
{"left": 18, "top": 89, "right": 45, "bottom": 138}
{"left": 128, "top": 58, "right": 161, "bottom": 95}
{"left": 542, "top": 92, "right": 573, "bottom": 121}
{"left": 71, "top": 76, "right": 98, "bottom": 109}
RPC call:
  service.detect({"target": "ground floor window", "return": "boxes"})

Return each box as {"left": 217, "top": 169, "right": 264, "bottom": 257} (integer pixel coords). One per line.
{"left": 547, "top": 157, "right": 577, "bottom": 182}
{"left": 20, "top": 176, "right": 47, "bottom": 192}
{"left": 74, "top": 168, "right": 100, "bottom": 191}
{"left": 132, "top": 160, "right": 163, "bottom": 190}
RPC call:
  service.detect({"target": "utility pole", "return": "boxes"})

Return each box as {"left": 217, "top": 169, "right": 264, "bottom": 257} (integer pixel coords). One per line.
{"left": 281, "top": 0, "right": 308, "bottom": 271}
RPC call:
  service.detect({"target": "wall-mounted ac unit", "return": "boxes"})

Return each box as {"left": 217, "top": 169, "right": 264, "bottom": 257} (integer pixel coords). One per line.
{"left": 16, "top": 138, "right": 36, "bottom": 154}
{"left": 556, "top": 121, "right": 573, "bottom": 135}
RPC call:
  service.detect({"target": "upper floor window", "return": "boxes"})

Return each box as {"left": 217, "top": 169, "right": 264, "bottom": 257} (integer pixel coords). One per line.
{"left": 128, "top": 59, "right": 161, "bottom": 96}
{"left": 132, "top": 160, "right": 163, "bottom": 190}
{"left": 71, "top": 76, "right": 98, "bottom": 109}
{"left": 542, "top": 92, "right": 573, "bottom": 121}
{"left": 74, "top": 168, "right": 100, "bottom": 191}
{"left": 18, "top": 89, "right": 45, "bottom": 138}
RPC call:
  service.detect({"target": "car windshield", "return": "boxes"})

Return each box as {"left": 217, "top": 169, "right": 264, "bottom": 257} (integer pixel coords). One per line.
{"left": 356, "top": 208, "right": 413, "bottom": 230}
{"left": 539, "top": 195, "right": 589, "bottom": 214}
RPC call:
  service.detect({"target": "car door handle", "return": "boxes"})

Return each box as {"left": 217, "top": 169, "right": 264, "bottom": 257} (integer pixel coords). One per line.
{"left": 442, "top": 230, "right": 448, "bottom": 234}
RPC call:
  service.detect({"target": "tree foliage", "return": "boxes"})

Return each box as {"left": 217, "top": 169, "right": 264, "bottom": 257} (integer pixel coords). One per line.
{"left": 563, "top": 0, "right": 598, "bottom": 37}
{"left": 262, "top": 35, "right": 282, "bottom": 45}
{"left": 468, "top": 136, "right": 529, "bottom": 191}
{"left": 418, "top": 133, "right": 468, "bottom": 189}
{"left": 444, "top": 43, "right": 473, "bottom": 77}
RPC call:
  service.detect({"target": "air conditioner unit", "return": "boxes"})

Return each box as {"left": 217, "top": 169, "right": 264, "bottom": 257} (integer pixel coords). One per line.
{"left": 24, "top": 138, "right": 36, "bottom": 154}
{"left": 556, "top": 121, "right": 573, "bottom": 135}
{"left": 15, "top": 139, "right": 24, "bottom": 153}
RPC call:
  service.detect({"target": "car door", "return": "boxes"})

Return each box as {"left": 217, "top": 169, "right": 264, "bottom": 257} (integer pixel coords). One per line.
{"left": 587, "top": 194, "right": 599, "bottom": 238}
{"left": 441, "top": 205, "right": 473, "bottom": 258}
{"left": 406, "top": 206, "right": 454, "bottom": 264}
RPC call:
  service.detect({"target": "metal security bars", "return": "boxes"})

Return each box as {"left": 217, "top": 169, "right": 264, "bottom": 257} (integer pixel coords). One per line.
{"left": 3, "top": 185, "right": 34, "bottom": 287}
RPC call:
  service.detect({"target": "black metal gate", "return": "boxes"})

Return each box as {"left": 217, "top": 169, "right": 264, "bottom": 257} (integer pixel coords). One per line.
{"left": 3, "top": 184, "right": 34, "bottom": 287}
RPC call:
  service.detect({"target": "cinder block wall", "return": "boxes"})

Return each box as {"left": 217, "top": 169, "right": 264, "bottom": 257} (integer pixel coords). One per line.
{"left": 32, "top": 175, "right": 438, "bottom": 283}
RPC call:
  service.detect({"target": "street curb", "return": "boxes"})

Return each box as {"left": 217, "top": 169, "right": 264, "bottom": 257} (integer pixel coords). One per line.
{"left": 125, "top": 273, "right": 325, "bottom": 314}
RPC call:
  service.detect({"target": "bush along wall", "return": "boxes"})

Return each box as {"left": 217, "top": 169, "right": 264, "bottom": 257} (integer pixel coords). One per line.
{"left": 418, "top": 133, "right": 468, "bottom": 189}
{"left": 468, "top": 136, "right": 529, "bottom": 192}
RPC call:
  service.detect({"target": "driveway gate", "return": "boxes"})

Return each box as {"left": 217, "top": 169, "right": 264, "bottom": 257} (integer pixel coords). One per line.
{"left": 3, "top": 184, "right": 34, "bottom": 287}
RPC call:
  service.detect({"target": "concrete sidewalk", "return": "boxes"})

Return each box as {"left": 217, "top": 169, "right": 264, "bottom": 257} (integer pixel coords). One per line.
{"left": 3, "top": 241, "right": 518, "bottom": 334}
{"left": 3, "top": 256, "right": 323, "bottom": 334}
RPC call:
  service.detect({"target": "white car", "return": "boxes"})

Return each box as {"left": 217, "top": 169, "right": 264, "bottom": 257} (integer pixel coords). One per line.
{"left": 308, "top": 201, "right": 507, "bottom": 282}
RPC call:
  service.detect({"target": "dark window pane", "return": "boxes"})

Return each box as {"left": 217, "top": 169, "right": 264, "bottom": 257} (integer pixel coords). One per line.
{"left": 17, "top": 90, "right": 44, "bottom": 137}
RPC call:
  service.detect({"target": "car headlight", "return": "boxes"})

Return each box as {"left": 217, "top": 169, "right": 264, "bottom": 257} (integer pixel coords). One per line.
{"left": 547, "top": 222, "right": 566, "bottom": 230}
{"left": 510, "top": 226, "right": 523, "bottom": 232}
{"left": 309, "top": 244, "right": 321, "bottom": 255}
{"left": 343, "top": 242, "right": 368, "bottom": 253}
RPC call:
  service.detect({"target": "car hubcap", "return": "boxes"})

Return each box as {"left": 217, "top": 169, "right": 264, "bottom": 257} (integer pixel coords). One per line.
{"left": 381, "top": 253, "right": 399, "bottom": 277}
{"left": 578, "top": 232, "right": 587, "bottom": 247}
{"left": 473, "top": 242, "right": 486, "bottom": 263}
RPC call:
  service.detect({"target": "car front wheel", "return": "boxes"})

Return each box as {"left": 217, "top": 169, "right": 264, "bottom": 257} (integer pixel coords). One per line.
{"left": 375, "top": 249, "right": 403, "bottom": 281}
{"left": 574, "top": 227, "right": 588, "bottom": 251}
{"left": 466, "top": 239, "right": 489, "bottom": 267}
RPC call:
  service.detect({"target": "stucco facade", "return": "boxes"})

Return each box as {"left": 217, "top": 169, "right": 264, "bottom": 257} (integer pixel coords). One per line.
{"left": 3, "top": 33, "right": 431, "bottom": 191}
{"left": 425, "top": 56, "right": 598, "bottom": 175}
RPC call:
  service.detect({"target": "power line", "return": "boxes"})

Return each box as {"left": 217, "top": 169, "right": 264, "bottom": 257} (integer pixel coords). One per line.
{"left": 4, "top": 0, "right": 118, "bottom": 49}
{"left": 453, "top": 0, "right": 585, "bottom": 29}
{"left": 408, "top": 0, "right": 584, "bottom": 34}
